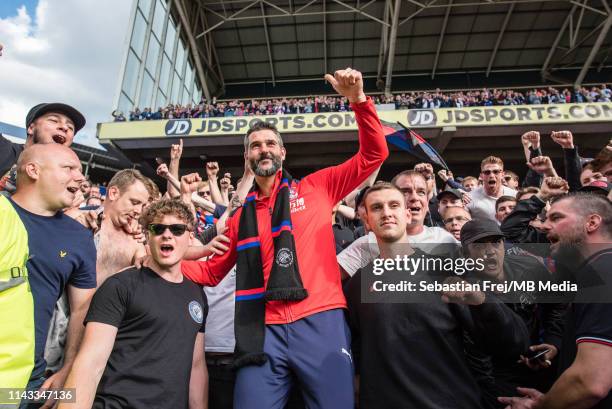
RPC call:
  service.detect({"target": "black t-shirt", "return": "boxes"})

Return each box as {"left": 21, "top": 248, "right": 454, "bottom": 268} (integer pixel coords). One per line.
{"left": 559, "top": 250, "right": 612, "bottom": 409}
{"left": 345, "top": 250, "right": 485, "bottom": 409}
{"left": 333, "top": 223, "right": 354, "bottom": 254}
{"left": 85, "top": 267, "right": 208, "bottom": 409}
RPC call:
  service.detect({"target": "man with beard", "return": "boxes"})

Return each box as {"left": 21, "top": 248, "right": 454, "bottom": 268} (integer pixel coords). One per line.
{"left": 0, "top": 144, "right": 96, "bottom": 408}
{"left": 501, "top": 177, "right": 568, "bottom": 246}
{"left": 460, "top": 220, "right": 566, "bottom": 408}
{"left": 181, "top": 68, "right": 388, "bottom": 409}
{"left": 338, "top": 170, "right": 458, "bottom": 278}
{"left": 467, "top": 156, "right": 517, "bottom": 222}
{"left": 499, "top": 193, "right": 612, "bottom": 409}
{"left": 1, "top": 103, "right": 85, "bottom": 192}
{"left": 345, "top": 183, "right": 530, "bottom": 409}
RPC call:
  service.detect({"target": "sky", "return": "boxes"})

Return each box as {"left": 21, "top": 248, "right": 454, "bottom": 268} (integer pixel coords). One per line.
{"left": 0, "top": 0, "right": 134, "bottom": 147}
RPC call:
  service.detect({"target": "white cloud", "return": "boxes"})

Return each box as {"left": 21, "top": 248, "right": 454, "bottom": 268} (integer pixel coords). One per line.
{"left": 0, "top": 0, "right": 134, "bottom": 147}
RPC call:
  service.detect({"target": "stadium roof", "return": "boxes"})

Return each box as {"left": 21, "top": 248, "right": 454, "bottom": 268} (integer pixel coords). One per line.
{"left": 177, "top": 0, "right": 612, "bottom": 99}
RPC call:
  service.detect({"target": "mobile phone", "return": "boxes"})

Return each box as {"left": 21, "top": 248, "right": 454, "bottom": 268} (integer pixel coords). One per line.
{"left": 527, "top": 349, "right": 550, "bottom": 362}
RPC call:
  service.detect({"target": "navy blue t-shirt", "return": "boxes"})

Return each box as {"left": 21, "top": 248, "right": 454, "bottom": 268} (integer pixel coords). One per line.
{"left": 8, "top": 197, "right": 97, "bottom": 379}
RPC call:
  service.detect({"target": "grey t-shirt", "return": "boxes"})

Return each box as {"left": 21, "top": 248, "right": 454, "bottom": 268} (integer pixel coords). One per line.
{"left": 203, "top": 265, "right": 236, "bottom": 353}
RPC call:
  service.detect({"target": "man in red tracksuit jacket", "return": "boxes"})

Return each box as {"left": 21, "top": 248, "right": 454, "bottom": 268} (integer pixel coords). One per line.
{"left": 182, "top": 68, "right": 388, "bottom": 409}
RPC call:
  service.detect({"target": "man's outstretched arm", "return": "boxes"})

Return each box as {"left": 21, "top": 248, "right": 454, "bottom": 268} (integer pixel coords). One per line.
{"left": 314, "top": 69, "right": 389, "bottom": 203}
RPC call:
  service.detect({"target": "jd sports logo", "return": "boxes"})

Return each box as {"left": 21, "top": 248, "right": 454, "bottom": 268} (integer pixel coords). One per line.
{"left": 165, "top": 119, "right": 192, "bottom": 136}
{"left": 408, "top": 110, "right": 437, "bottom": 127}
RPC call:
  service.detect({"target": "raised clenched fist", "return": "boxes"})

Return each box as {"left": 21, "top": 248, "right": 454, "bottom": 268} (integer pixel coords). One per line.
{"left": 437, "top": 169, "right": 450, "bottom": 182}
{"left": 171, "top": 138, "right": 183, "bottom": 160}
{"left": 527, "top": 156, "right": 556, "bottom": 177}
{"left": 324, "top": 68, "right": 366, "bottom": 104}
{"left": 521, "top": 131, "right": 540, "bottom": 149}
{"left": 550, "top": 131, "right": 574, "bottom": 149}
{"left": 538, "top": 176, "right": 569, "bottom": 201}
{"left": 180, "top": 173, "right": 202, "bottom": 194}
{"left": 414, "top": 163, "right": 434, "bottom": 179}
{"left": 206, "top": 162, "right": 219, "bottom": 178}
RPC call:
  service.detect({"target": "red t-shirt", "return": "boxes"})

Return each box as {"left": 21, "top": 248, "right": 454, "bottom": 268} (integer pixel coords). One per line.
{"left": 181, "top": 98, "right": 388, "bottom": 324}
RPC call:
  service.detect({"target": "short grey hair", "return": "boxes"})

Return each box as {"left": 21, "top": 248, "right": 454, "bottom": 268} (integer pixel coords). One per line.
{"left": 243, "top": 121, "right": 284, "bottom": 151}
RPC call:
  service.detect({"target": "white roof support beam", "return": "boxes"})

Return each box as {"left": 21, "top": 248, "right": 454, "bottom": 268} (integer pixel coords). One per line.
{"left": 323, "top": 0, "right": 327, "bottom": 74}
{"left": 431, "top": 0, "right": 453, "bottom": 79}
{"left": 260, "top": 1, "right": 276, "bottom": 86}
{"left": 541, "top": 3, "right": 577, "bottom": 77}
{"left": 574, "top": 12, "right": 612, "bottom": 87}
{"left": 486, "top": 1, "right": 515, "bottom": 77}
{"left": 198, "top": 0, "right": 390, "bottom": 38}
{"left": 377, "top": 0, "right": 392, "bottom": 81}
{"left": 384, "top": 0, "right": 402, "bottom": 96}
{"left": 176, "top": 0, "right": 211, "bottom": 100}
{"left": 197, "top": 2, "right": 226, "bottom": 94}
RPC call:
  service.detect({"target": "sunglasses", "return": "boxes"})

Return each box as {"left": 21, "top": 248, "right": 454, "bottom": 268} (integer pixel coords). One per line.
{"left": 197, "top": 190, "right": 211, "bottom": 197}
{"left": 503, "top": 176, "right": 513, "bottom": 181}
{"left": 148, "top": 223, "right": 189, "bottom": 236}
{"left": 482, "top": 169, "right": 502, "bottom": 176}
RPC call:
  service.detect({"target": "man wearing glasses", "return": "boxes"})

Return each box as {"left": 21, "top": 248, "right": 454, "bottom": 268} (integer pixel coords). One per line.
{"left": 503, "top": 171, "right": 520, "bottom": 190}
{"left": 467, "top": 156, "right": 517, "bottom": 222}
{"left": 194, "top": 181, "right": 226, "bottom": 235}
{"left": 60, "top": 199, "right": 208, "bottom": 409}
{"left": 441, "top": 206, "right": 472, "bottom": 240}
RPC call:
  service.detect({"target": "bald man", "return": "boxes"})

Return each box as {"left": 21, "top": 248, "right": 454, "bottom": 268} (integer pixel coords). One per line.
{"left": 0, "top": 144, "right": 96, "bottom": 408}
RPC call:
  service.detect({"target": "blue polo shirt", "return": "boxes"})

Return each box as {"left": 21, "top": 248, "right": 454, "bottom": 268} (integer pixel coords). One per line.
{"left": 0, "top": 196, "right": 96, "bottom": 386}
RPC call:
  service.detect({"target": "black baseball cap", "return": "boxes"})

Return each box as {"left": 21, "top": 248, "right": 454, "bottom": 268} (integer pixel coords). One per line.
{"left": 26, "top": 103, "right": 86, "bottom": 133}
{"left": 460, "top": 219, "right": 505, "bottom": 246}
{"left": 437, "top": 188, "right": 463, "bottom": 201}
{"left": 578, "top": 180, "right": 611, "bottom": 195}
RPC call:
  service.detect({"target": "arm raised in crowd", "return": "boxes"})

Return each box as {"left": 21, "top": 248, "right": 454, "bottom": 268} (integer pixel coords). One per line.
{"left": 157, "top": 162, "right": 180, "bottom": 197}
{"left": 527, "top": 156, "right": 558, "bottom": 179}
{"left": 167, "top": 139, "right": 183, "bottom": 197}
{"left": 206, "top": 162, "right": 225, "bottom": 206}
{"left": 309, "top": 68, "right": 388, "bottom": 204}
{"left": 219, "top": 172, "right": 231, "bottom": 206}
{"left": 521, "top": 131, "right": 544, "bottom": 188}
{"left": 551, "top": 131, "right": 582, "bottom": 191}
{"left": 438, "top": 169, "right": 465, "bottom": 191}
{"left": 343, "top": 165, "right": 381, "bottom": 208}
{"left": 501, "top": 177, "right": 568, "bottom": 244}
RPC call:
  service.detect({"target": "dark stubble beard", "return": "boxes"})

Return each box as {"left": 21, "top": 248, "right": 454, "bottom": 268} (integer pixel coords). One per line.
{"left": 250, "top": 153, "right": 282, "bottom": 177}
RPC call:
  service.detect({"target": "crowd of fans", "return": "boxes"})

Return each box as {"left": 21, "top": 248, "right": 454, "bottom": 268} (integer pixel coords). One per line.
{"left": 1, "top": 70, "right": 612, "bottom": 409}
{"left": 113, "top": 83, "right": 612, "bottom": 121}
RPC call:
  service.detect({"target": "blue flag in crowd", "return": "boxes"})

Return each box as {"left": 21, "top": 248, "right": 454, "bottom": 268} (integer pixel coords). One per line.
{"left": 380, "top": 120, "right": 449, "bottom": 170}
